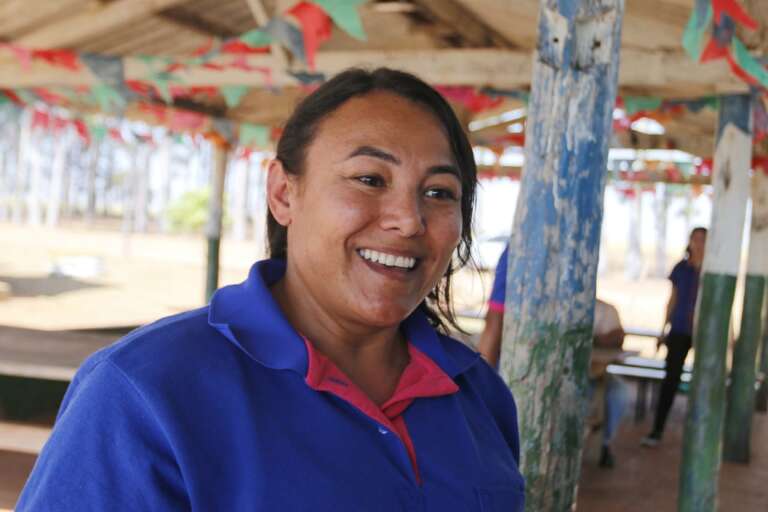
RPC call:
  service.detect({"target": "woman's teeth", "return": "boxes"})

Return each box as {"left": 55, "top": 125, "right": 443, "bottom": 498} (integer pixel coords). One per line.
{"left": 358, "top": 249, "right": 416, "bottom": 270}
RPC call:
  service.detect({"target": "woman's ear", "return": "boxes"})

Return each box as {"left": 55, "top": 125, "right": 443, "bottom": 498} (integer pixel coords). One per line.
{"left": 267, "top": 159, "right": 297, "bottom": 227}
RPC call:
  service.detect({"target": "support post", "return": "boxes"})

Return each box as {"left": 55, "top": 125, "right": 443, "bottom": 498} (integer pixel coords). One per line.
{"left": 756, "top": 289, "right": 768, "bottom": 412}
{"left": 498, "top": 1, "right": 624, "bottom": 509}
{"left": 723, "top": 168, "right": 768, "bottom": 462}
{"left": 625, "top": 183, "right": 643, "bottom": 279}
{"left": 679, "top": 94, "right": 753, "bottom": 512}
{"left": 205, "top": 138, "right": 229, "bottom": 301}
{"left": 12, "top": 109, "right": 31, "bottom": 224}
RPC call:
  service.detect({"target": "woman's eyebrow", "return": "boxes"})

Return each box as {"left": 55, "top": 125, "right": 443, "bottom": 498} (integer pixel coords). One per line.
{"left": 346, "top": 145, "right": 460, "bottom": 178}
{"left": 346, "top": 145, "right": 401, "bottom": 165}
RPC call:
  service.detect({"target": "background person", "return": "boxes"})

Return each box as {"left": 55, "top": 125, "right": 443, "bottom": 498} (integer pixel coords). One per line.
{"left": 641, "top": 227, "right": 707, "bottom": 447}
{"left": 477, "top": 246, "right": 628, "bottom": 468}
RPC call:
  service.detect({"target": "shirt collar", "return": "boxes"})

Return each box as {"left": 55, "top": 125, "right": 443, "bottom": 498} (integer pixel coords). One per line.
{"left": 208, "top": 258, "right": 479, "bottom": 379}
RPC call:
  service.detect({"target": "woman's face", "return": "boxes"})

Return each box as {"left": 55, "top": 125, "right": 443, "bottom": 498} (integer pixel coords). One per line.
{"left": 689, "top": 230, "right": 707, "bottom": 259}
{"left": 271, "top": 91, "right": 463, "bottom": 328}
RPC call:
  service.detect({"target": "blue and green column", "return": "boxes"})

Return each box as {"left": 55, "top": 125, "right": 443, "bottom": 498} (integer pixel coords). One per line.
{"left": 679, "top": 94, "right": 753, "bottom": 511}
{"left": 497, "top": 0, "right": 624, "bottom": 509}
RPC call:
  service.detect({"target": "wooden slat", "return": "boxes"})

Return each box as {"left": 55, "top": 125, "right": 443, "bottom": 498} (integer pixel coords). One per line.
{"left": 15, "top": 0, "right": 194, "bottom": 48}
{"left": 0, "top": 422, "right": 51, "bottom": 455}
{"left": 0, "top": 325, "right": 115, "bottom": 381}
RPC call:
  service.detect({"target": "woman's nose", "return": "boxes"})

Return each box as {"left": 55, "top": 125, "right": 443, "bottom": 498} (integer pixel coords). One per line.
{"left": 379, "top": 193, "right": 426, "bottom": 237}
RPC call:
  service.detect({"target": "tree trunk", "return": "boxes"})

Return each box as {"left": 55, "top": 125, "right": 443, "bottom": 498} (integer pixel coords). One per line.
{"left": 498, "top": 1, "right": 624, "bottom": 509}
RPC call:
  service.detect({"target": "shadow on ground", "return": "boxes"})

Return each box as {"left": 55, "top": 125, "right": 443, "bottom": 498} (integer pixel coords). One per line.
{"left": 0, "top": 275, "right": 104, "bottom": 298}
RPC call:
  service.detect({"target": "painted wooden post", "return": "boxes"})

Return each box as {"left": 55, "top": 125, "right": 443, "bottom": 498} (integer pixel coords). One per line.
{"left": 679, "top": 94, "right": 753, "bottom": 512}
{"left": 756, "top": 290, "right": 768, "bottom": 413}
{"left": 205, "top": 137, "right": 229, "bottom": 301}
{"left": 497, "top": 1, "right": 624, "bottom": 509}
{"left": 723, "top": 168, "right": 768, "bottom": 462}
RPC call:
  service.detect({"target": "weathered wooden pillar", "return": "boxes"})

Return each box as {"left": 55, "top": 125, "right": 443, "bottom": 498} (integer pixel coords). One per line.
{"left": 205, "top": 137, "right": 229, "bottom": 301}
{"left": 497, "top": 0, "right": 624, "bottom": 509}
{"left": 756, "top": 290, "right": 768, "bottom": 412}
{"left": 679, "top": 94, "right": 753, "bottom": 511}
{"left": 723, "top": 168, "right": 768, "bottom": 462}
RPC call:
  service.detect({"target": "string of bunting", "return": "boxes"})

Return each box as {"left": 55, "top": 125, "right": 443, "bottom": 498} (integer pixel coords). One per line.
{"left": 683, "top": 0, "right": 768, "bottom": 89}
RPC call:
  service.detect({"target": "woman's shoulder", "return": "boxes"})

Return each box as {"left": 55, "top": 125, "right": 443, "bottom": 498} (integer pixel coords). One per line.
{"left": 75, "top": 307, "right": 226, "bottom": 389}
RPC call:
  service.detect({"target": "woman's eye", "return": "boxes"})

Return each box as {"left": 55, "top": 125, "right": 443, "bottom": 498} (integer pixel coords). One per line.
{"left": 356, "top": 175, "right": 384, "bottom": 187}
{"left": 424, "top": 188, "right": 458, "bottom": 200}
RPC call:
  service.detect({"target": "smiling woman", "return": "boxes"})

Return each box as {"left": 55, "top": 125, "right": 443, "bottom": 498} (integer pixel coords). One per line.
{"left": 17, "top": 69, "right": 525, "bottom": 512}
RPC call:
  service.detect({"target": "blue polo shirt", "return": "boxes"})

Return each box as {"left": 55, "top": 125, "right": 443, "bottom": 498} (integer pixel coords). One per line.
{"left": 488, "top": 245, "right": 510, "bottom": 312}
{"left": 18, "top": 259, "right": 524, "bottom": 511}
{"left": 669, "top": 259, "right": 700, "bottom": 336}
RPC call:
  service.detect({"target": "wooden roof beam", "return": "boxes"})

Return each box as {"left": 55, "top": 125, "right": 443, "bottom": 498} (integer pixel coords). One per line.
{"left": 410, "top": 0, "right": 517, "bottom": 48}
{"left": 0, "top": 48, "right": 749, "bottom": 92}
{"left": 15, "top": 0, "right": 194, "bottom": 48}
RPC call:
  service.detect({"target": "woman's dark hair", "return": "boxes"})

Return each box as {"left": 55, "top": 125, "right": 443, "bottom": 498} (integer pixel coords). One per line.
{"left": 685, "top": 226, "right": 708, "bottom": 259}
{"left": 268, "top": 67, "right": 477, "bottom": 334}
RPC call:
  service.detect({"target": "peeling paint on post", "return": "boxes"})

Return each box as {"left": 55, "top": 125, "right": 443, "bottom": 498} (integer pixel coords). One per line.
{"left": 679, "top": 94, "right": 753, "bottom": 512}
{"left": 205, "top": 141, "right": 228, "bottom": 302}
{"left": 497, "top": 0, "right": 624, "bottom": 509}
{"left": 723, "top": 169, "right": 768, "bottom": 462}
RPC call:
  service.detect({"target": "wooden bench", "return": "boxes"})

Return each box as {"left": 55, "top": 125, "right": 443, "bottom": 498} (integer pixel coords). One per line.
{"left": 606, "top": 360, "right": 692, "bottom": 423}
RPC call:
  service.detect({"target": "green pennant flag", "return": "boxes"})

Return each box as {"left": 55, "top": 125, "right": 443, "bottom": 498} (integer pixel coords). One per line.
{"left": 15, "top": 89, "right": 38, "bottom": 105}
{"left": 311, "top": 0, "right": 367, "bottom": 41}
{"left": 623, "top": 96, "right": 663, "bottom": 116}
{"left": 240, "top": 28, "right": 273, "bottom": 48}
{"left": 86, "top": 119, "right": 108, "bottom": 142}
{"left": 731, "top": 37, "right": 768, "bottom": 88}
{"left": 91, "top": 84, "right": 126, "bottom": 112}
{"left": 682, "top": 3, "right": 712, "bottom": 62}
{"left": 0, "top": 91, "right": 8, "bottom": 105}
{"left": 221, "top": 85, "right": 249, "bottom": 108}
{"left": 138, "top": 55, "right": 181, "bottom": 103}
{"left": 239, "top": 123, "right": 269, "bottom": 148}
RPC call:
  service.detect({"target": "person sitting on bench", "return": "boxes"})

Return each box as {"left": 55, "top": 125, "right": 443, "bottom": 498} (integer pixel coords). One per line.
{"left": 477, "top": 246, "right": 628, "bottom": 468}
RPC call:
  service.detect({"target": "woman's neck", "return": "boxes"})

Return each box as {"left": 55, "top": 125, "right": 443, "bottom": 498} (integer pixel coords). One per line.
{"left": 270, "top": 270, "right": 410, "bottom": 405}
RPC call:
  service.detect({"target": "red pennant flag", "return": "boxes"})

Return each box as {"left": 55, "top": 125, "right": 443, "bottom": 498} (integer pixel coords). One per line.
{"left": 31, "top": 109, "right": 51, "bottom": 130}
{"left": 51, "top": 116, "right": 69, "bottom": 134}
{"left": 34, "top": 87, "right": 66, "bottom": 105}
{"left": 31, "top": 49, "right": 80, "bottom": 71}
{"left": 169, "top": 110, "right": 207, "bottom": 132}
{"left": 73, "top": 119, "right": 90, "bottom": 144}
{"left": 191, "top": 38, "right": 216, "bottom": 57}
{"left": 699, "top": 37, "right": 729, "bottom": 62}
{"left": 725, "top": 51, "right": 760, "bottom": 86}
{"left": 108, "top": 127, "right": 124, "bottom": 143}
{"left": 712, "top": 0, "right": 758, "bottom": 30}
{"left": 220, "top": 39, "right": 270, "bottom": 54}
{"left": 126, "top": 80, "right": 156, "bottom": 97}
{"left": 138, "top": 102, "right": 168, "bottom": 123}
{"left": 287, "top": 1, "right": 332, "bottom": 70}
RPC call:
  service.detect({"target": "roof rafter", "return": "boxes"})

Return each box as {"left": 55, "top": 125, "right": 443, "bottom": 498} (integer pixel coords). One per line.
{"left": 15, "top": 0, "right": 194, "bottom": 48}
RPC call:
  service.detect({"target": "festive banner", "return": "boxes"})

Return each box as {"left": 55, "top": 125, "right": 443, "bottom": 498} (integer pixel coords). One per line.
{"left": 239, "top": 122, "right": 270, "bottom": 148}
{"left": 311, "top": 0, "right": 367, "bottom": 41}
{"left": 264, "top": 18, "right": 307, "bottom": 64}
{"left": 221, "top": 85, "right": 250, "bottom": 108}
{"left": 288, "top": 2, "right": 333, "bottom": 70}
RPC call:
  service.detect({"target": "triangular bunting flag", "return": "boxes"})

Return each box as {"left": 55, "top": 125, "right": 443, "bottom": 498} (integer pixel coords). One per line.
{"left": 221, "top": 85, "right": 250, "bottom": 108}
{"left": 264, "top": 17, "right": 307, "bottom": 64}
{"left": 310, "top": 0, "right": 367, "bottom": 41}
{"left": 239, "top": 123, "right": 270, "bottom": 148}
{"left": 288, "top": 2, "right": 332, "bottom": 70}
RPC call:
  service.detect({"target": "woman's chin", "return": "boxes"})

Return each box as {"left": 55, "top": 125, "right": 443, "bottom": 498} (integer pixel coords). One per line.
{"left": 352, "top": 300, "right": 416, "bottom": 328}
